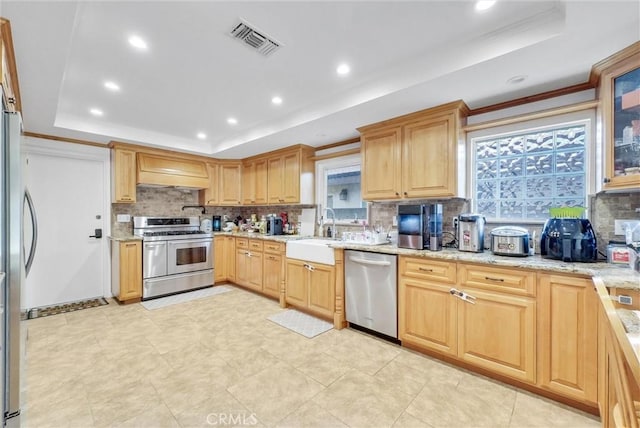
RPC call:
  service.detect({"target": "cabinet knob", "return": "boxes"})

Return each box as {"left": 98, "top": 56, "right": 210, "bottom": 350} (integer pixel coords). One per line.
{"left": 403, "top": 192, "right": 408, "bottom": 196}
{"left": 603, "top": 177, "right": 611, "bottom": 184}
{"left": 395, "top": 192, "right": 399, "bottom": 196}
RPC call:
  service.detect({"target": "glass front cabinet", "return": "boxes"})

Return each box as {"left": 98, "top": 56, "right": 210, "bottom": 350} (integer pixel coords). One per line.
{"left": 598, "top": 43, "right": 640, "bottom": 191}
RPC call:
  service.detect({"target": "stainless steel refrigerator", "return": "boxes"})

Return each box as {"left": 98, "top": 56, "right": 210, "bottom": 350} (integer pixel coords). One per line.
{"left": 1, "top": 102, "right": 27, "bottom": 425}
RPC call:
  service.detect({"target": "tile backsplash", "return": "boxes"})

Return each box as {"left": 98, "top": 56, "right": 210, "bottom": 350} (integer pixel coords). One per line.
{"left": 112, "top": 187, "right": 640, "bottom": 256}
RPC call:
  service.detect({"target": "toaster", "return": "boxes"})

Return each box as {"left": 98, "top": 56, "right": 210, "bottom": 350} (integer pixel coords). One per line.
{"left": 490, "top": 226, "right": 530, "bottom": 257}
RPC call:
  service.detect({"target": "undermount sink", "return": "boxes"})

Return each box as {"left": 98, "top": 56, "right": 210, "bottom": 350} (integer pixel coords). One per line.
{"left": 285, "top": 238, "right": 337, "bottom": 265}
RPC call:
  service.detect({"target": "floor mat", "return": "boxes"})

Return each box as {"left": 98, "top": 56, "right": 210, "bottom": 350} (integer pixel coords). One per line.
{"left": 267, "top": 309, "right": 333, "bottom": 338}
{"left": 140, "top": 286, "right": 232, "bottom": 310}
{"left": 26, "top": 297, "right": 109, "bottom": 319}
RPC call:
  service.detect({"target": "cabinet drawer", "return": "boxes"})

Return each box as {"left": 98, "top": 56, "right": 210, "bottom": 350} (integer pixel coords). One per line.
{"left": 236, "top": 238, "right": 249, "bottom": 249}
{"left": 400, "top": 257, "right": 456, "bottom": 284}
{"left": 249, "top": 240, "right": 263, "bottom": 252}
{"left": 264, "top": 241, "right": 284, "bottom": 254}
{"left": 459, "top": 264, "right": 535, "bottom": 297}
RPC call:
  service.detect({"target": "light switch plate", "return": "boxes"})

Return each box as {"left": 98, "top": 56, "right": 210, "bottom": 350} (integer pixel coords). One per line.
{"left": 614, "top": 219, "right": 640, "bottom": 235}
{"left": 117, "top": 214, "right": 131, "bottom": 223}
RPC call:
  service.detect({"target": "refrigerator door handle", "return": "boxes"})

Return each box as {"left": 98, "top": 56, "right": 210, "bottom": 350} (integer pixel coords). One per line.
{"left": 24, "top": 188, "right": 38, "bottom": 277}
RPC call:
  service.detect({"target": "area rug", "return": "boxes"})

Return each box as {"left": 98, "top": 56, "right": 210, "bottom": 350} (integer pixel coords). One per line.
{"left": 140, "top": 285, "right": 232, "bottom": 310}
{"left": 26, "top": 297, "right": 109, "bottom": 319}
{"left": 267, "top": 309, "right": 333, "bottom": 338}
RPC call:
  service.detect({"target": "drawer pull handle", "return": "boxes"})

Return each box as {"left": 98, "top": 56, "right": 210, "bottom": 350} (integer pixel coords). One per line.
{"left": 418, "top": 267, "right": 433, "bottom": 272}
{"left": 485, "top": 276, "right": 504, "bottom": 282}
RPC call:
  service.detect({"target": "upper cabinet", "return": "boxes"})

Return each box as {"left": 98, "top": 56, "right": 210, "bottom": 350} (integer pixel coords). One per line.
{"left": 200, "top": 162, "right": 219, "bottom": 205}
{"left": 358, "top": 100, "right": 469, "bottom": 200}
{"left": 596, "top": 42, "right": 640, "bottom": 191}
{"left": 267, "top": 146, "right": 315, "bottom": 205}
{"left": 218, "top": 161, "right": 242, "bottom": 206}
{"left": 136, "top": 152, "right": 209, "bottom": 188}
{"left": 0, "top": 18, "right": 20, "bottom": 112}
{"left": 242, "top": 158, "right": 268, "bottom": 205}
{"left": 111, "top": 148, "right": 137, "bottom": 203}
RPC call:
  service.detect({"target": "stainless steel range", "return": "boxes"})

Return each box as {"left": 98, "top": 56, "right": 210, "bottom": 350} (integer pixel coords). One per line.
{"left": 133, "top": 216, "right": 213, "bottom": 299}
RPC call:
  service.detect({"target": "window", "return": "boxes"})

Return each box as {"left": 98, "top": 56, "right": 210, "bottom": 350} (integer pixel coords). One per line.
{"left": 315, "top": 153, "right": 368, "bottom": 224}
{"left": 470, "top": 115, "right": 593, "bottom": 221}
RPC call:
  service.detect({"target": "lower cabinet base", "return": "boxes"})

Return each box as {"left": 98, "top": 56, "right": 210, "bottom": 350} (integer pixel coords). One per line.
{"left": 402, "top": 342, "right": 600, "bottom": 417}
{"left": 115, "top": 296, "right": 141, "bottom": 304}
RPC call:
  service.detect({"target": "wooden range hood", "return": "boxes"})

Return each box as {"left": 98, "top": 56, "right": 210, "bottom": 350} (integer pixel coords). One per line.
{"left": 136, "top": 152, "right": 209, "bottom": 189}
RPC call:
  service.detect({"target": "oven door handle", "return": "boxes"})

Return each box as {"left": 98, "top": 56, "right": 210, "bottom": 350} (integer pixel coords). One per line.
{"left": 167, "top": 238, "right": 212, "bottom": 247}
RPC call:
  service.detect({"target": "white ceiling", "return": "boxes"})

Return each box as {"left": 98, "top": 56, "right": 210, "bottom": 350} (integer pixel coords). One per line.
{"left": 2, "top": 1, "right": 638, "bottom": 158}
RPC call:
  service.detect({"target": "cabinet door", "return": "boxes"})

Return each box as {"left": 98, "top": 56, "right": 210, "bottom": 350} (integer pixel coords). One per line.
{"left": 246, "top": 251, "right": 263, "bottom": 291}
{"left": 457, "top": 287, "right": 536, "bottom": 383}
{"left": 254, "top": 159, "right": 269, "bottom": 205}
{"left": 267, "top": 156, "right": 284, "bottom": 204}
{"left": 219, "top": 163, "right": 242, "bottom": 206}
{"left": 263, "top": 252, "right": 283, "bottom": 298}
{"left": 361, "top": 127, "right": 402, "bottom": 200}
{"left": 112, "top": 148, "right": 137, "bottom": 203}
{"left": 241, "top": 161, "right": 256, "bottom": 205}
{"left": 214, "top": 237, "right": 226, "bottom": 283}
{"left": 201, "top": 162, "right": 219, "bottom": 206}
{"left": 236, "top": 249, "right": 249, "bottom": 286}
{"left": 225, "top": 237, "right": 236, "bottom": 282}
{"left": 281, "top": 151, "right": 300, "bottom": 204}
{"left": 399, "top": 278, "right": 457, "bottom": 356}
{"left": 307, "top": 263, "right": 335, "bottom": 319}
{"left": 538, "top": 274, "right": 598, "bottom": 403}
{"left": 119, "top": 241, "right": 142, "bottom": 300}
{"left": 403, "top": 114, "right": 456, "bottom": 198}
{"left": 285, "top": 259, "right": 307, "bottom": 307}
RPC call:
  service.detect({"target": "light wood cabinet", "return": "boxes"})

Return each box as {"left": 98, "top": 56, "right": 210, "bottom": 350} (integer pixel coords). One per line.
{"left": 201, "top": 162, "right": 220, "bottom": 206}
{"left": 285, "top": 258, "right": 335, "bottom": 319}
{"left": 267, "top": 147, "right": 314, "bottom": 205}
{"left": 358, "top": 101, "right": 468, "bottom": 200}
{"left": 596, "top": 42, "right": 640, "bottom": 191}
{"left": 110, "top": 240, "right": 142, "bottom": 303}
{"left": 538, "top": 274, "right": 598, "bottom": 404}
{"left": 214, "top": 235, "right": 236, "bottom": 283}
{"left": 457, "top": 287, "right": 536, "bottom": 383}
{"left": 219, "top": 161, "right": 242, "bottom": 206}
{"left": 242, "top": 158, "right": 268, "bottom": 205}
{"left": 399, "top": 257, "right": 457, "bottom": 356}
{"left": 235, "top": 238, "right": 263, "bottom": 291}
{"left": 399, "top": 258, "right": 536, "bottom": 384}
{"left": 263, "top": 241, "right": 284, "bottom": 299}
{"left": 111, "top": 148, "right": 137, "bottom": 203}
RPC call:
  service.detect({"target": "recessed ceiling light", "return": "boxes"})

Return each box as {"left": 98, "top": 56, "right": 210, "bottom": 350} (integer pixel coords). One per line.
{"left": 227, "top": 117, "right": 238, "bottom": 125}
{"left": 104, "top": 81, "right": 120, "bottom": 91}
{"left": 196, "top": 132, "right": 207, "bottom": 140}
{"left": 507, "top": 75, "right": 527, "bottom": 84}
{"left": 89, "top": 108, "right": 104, "bottom": 117}
{"left": 475, "top": 0, "right": 496, "bottom": 11}
{"left": 128, "top": 35, "right": 148, "bottom": 50}
{"left": 271, "top": 96, "right": 283, "bottom": 105}
{"left": 336, "top": 63, "right": 350, "bottom": 76}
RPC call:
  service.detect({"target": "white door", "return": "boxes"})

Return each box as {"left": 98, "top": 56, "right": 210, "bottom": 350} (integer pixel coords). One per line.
{"left": 23, "top": 147, "right": 107, "bottom": 310}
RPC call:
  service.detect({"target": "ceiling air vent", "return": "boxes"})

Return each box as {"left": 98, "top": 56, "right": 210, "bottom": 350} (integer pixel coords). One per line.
{"left": 230, "top": 20, "right": 281, "bottom": 57}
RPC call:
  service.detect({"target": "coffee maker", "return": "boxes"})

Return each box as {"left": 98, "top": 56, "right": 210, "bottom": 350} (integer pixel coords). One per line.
{"left": 397, "top": 204, "right": 443, "bottom": 250}
{"left": 457, "top": 213, "right": 485, "bottom": 253}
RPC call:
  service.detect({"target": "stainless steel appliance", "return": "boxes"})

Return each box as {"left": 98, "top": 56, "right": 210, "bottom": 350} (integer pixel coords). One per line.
{"left": 490, "top": 226, "right": 530, "bottom": 257}
{"left": 1, "top": 106, "right": 23, "bottom": 425}
{"left": 266, "top": 215, "right": 283, "bottom": 236}
{"left": 344, "top": 250, "right": 398, "bottom": 339}
{"left": 540, "top": 218, "right": 598, "bottom": 262}
{"left": 133, "top": 216, "right": 214, "bottom": 299}
{"left": 458, "top": 213, "right": 485, "bottom": 253}
{"left": 397, "top": 204, "right": 442, "bottom": 250}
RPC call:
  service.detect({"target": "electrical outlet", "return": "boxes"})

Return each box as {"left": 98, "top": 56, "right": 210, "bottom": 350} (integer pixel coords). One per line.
{"left": 452, "top": 217, "right": 459, "bottom": 228}
{"left": 116, "top": 214, "right": 131, "bottom": 223}
{"left": 618, "top": 295, "right": 633, "bottom": 306}
{"left": 614, "top": 219, "right": 640, "bottom": 235}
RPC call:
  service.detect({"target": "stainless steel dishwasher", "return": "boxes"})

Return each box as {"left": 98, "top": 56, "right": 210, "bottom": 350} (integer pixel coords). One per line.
{"left": 344, "top": 250, "right": 398, "bottom": 339}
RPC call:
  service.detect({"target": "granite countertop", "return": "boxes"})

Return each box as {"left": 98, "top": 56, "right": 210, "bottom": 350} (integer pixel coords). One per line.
{"left": 213, "top": 231, "right": 308, "bottom": 242}
{"left": 108, "top": 234, "right": 143, "bottom": 242}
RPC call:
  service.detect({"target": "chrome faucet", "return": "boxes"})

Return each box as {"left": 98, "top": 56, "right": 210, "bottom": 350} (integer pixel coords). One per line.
{"left": 325, "top": 207, "right": 337, "bottom": 239}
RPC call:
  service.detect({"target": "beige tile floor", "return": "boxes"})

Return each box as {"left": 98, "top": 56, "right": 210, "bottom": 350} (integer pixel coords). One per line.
{"left": 22, "top": 285, "right": 601, "bottom": 428}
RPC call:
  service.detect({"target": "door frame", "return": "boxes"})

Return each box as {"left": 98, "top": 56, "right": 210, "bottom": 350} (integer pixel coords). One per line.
{"left": 22, "top": 136, "right": 112, "bottom": 298}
